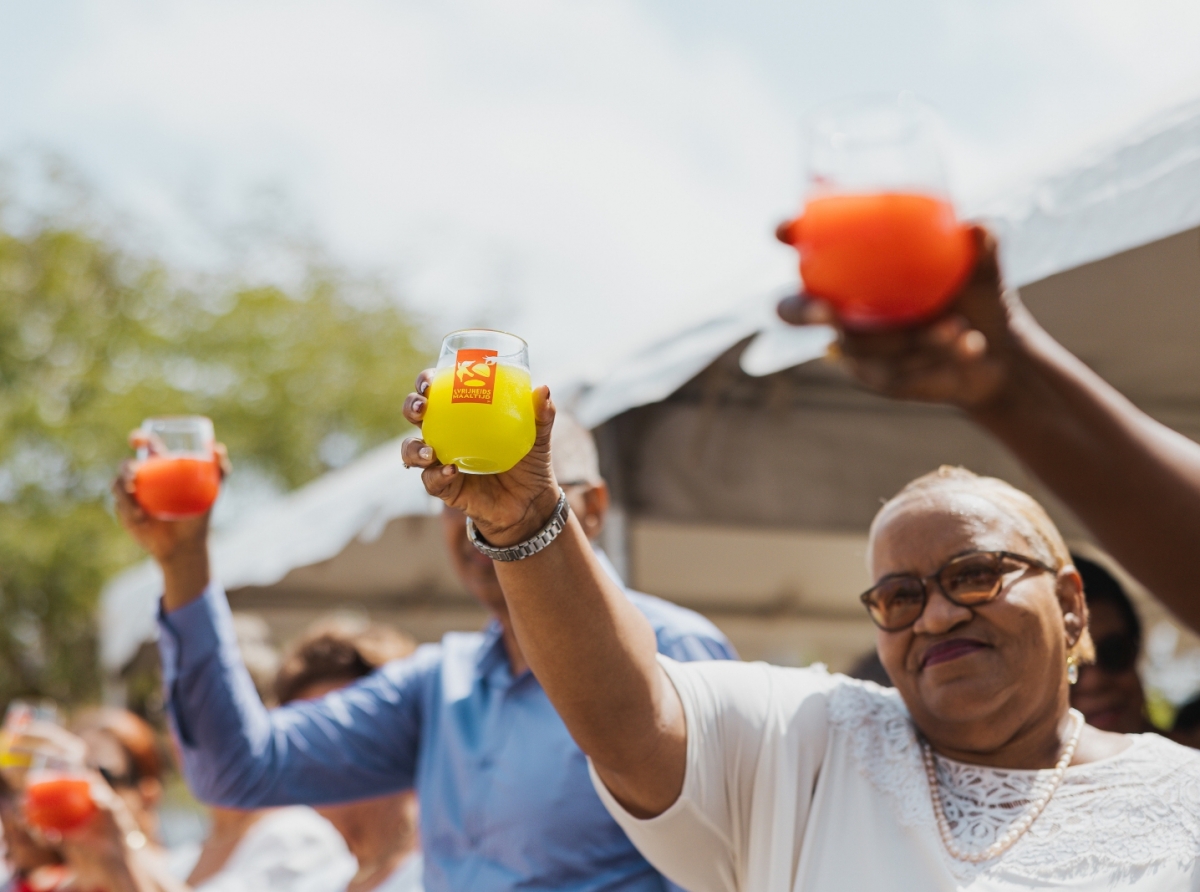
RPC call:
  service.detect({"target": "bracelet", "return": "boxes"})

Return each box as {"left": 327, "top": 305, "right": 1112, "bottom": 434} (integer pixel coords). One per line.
{"left": 466, "top": 492, "right": 570, "bottom": 562}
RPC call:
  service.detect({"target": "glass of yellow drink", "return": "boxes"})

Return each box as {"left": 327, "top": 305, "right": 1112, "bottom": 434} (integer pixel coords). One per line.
{"left": 421, "top": 329, "right": 536, "bottom": 474}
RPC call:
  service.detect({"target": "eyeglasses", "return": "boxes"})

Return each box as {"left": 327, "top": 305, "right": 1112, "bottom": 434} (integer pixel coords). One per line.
{"left": 860, "top": 550, "right": 1055, "bottom": 632}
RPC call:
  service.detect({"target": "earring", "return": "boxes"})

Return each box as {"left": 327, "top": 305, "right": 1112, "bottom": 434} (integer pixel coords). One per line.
{"left": 1066, "top": 653, "right": 1080, "bottom": 685}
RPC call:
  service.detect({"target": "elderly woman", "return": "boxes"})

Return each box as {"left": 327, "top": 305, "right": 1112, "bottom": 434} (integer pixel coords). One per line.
{"left": 400, "top": 386, "right": 1200, "bottom": 890}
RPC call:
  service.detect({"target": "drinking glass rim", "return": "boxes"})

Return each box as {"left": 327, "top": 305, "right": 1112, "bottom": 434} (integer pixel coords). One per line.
{"left": 140, "top": 415, "right": 215, "bottom": 428}
{"left": 137, "top": 415, "right": 215, "bottom": 458}
{"left": 439, "top": 329, "right": 529, "bottom": 362}
{"left": 804, "top": 92, "right": 930, "bottom": 141}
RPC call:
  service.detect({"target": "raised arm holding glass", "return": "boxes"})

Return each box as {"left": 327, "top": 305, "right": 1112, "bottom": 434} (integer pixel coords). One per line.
{"left": 400, "top": 385, "right": 1200, "bottom": 890}
{"left": 112, "top": 334, "right": 735, "bottom": 892}
{"left": 776, "top": 97, "right": 1200, "bottom": 636}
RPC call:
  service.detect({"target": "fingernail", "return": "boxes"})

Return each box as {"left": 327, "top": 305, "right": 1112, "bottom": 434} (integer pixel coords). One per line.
{"left": 442, "top": 465, "right": 455, "bottom": 477}
{"left": 418, "top": 380, "right": 430, "bottom": 395}
{"left": 413, "top": 397, "right": 426, "bottom": 413}
{"left": 419, "top": 446, "right": 433, "bottom": 461}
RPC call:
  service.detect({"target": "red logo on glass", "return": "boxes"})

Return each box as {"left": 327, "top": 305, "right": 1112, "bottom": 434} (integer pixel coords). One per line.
{"left": 451, "top": 349, "right": 498, "bottom": 404}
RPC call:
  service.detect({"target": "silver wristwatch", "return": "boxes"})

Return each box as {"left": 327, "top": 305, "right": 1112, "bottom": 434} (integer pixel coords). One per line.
{"left": 466, "top": 492, "right": 571, "bottom": 562}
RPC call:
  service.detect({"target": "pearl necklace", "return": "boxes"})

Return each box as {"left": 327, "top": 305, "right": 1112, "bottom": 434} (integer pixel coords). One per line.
{"left": 921, "top": 708, "right": 1084, "bottom": 864}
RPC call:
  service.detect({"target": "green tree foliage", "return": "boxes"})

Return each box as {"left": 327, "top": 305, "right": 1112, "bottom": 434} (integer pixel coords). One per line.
{"left": 0, "top": 220, "right": 429, "bottom": 704}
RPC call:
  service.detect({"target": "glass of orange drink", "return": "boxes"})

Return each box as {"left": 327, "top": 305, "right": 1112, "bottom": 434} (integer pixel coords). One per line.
{"left": 779, "top": 95, "right": 976, "bottom": 329}
{"left": 422, "top": 330, "right": 536, "bottom": 474}
{"left": 24, "top": 758, "right": 97, "bottom": 834}
{"left": 132, "top": 416, "right": 221, "bottom": 519}
{"left": 2, "top": 704, "right": 97, "bottom": 835}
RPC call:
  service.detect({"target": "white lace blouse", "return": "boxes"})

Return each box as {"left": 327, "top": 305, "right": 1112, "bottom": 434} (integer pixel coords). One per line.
{"left": 590, "top": 657, "right": 1200, "bottom": 892}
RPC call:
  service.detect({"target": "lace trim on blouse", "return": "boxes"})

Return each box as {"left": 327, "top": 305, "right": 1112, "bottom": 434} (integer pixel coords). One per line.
{"left": 826, "top": 679, "right": 1200, "bottom": 882}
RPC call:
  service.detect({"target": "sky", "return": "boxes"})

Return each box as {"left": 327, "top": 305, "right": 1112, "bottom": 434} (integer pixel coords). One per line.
{"left": 2, "top": 0, "right": 1200, "bottom": 381}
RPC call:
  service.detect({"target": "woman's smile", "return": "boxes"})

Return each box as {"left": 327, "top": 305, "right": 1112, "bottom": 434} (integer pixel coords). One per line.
{"left": 919, "top": 637, "right": 991, "bottom": 670}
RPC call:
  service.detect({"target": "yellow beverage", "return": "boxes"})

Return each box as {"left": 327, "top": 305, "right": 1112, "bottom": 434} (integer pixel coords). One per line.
{"left": 422, "top": 362, "right": 536, "bottom": 474}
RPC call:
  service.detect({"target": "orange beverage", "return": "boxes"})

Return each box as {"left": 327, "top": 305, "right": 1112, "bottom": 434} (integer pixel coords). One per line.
{"left": 788, "top": 95, "right": 976, "bottom": 329}
{"left": 132, "top": 416, "right": 220, "bottom": 519}
{"left": 24, "top": 774, "right": 96, "bottom": 832}
{"left": 134, "top": 456, "right": 221, "bottom": 519}
{"left": 787, "top": 191, "right": 975, "bottom": 328}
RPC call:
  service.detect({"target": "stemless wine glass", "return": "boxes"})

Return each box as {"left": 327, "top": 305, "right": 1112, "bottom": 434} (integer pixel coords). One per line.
{"left": 421, "top": 330, "right": 536, "bottom": 474}
{"left": 132, "top": 416, "right": 221, "bottom": 519}
{"left": 23, "top": 751, "right": 97, "bottom": 834}
{"left": 0, "top": 701, "right": 57, "bottom": 778}
{"left": 781, "top": 94, "right": 976, "bottom": 329}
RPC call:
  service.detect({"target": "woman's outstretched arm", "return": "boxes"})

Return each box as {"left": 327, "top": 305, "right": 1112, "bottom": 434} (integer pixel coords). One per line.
{"left": 402, "top": 378, "right": 687, "bottom": 817}
{"left": 781, "top": 226, "right": 1200, "bottom": 631}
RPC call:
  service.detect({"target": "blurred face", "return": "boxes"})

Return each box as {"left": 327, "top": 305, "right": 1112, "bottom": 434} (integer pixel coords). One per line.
{"left": 78, "top": 728, "right": 161, "bottom": 841}
{"left": 440, "top": 481, "right": 610, "bottom": 621}
{"left": 870, "top": 491, "right": 1084, "bottom": 753}
{"left": 442, "top": 506, "right": 507, "bottom": 617}
{"left": 1173, "top": 724, "right": 1200, "bottom": 750}
{"left": 1071, "top": 601, "right": 1147, "bottom": 733}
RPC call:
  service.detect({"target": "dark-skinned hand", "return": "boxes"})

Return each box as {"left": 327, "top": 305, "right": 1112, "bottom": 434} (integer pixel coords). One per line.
{"left": 110, "top": 439, "right": 230, "bottom": 565}
{"left": 400, "top": 370, "right": 560, "bottom": 547}
{"left": 776, "top": 224, "right": 1028, "bottom": 412}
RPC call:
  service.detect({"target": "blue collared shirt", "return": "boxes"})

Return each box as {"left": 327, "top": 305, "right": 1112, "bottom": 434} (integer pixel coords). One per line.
{"left": 158, "top": 569, "right": 735, "bottom": 892}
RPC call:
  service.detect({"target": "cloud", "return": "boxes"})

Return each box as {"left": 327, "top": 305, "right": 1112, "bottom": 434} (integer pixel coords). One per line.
{"left": 2, "top": 0, "right": 1200, "bottom": 381}
{"left": 0, "top": 0, "right": 799, "bottom": 380}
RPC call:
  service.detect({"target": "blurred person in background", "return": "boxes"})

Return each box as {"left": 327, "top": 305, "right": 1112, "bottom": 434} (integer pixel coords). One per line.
{"left": 172, "top": 614, "right": 356, "bottom": 892}
{"left": 0, "top": 709, "right": 176, "bottom": 892}
{"left": 71, "top": 708, "right": 167, "bottom": 855}
{"left": 272, "top": 617, "right": 422, "bottom": 892}
{"left": 176, "top": 798, "right": 352, "bottom": 892}
{"left": 114, "top": 412, "right": 735, "bottom": 892}
{"left": 4, "top": 700, "right": 351, "bottom": 892}
{"left": 846, "top": 650, "right": 892, "bottom": 687}
{"left": 1172, "top": 696, "right": 1200, "bottom": 749}
{"left": 0, "top": 774, "right": 71, "bottom": 892}
{"left": 1068, "top": 556, "right": 1154, "bottom": 734}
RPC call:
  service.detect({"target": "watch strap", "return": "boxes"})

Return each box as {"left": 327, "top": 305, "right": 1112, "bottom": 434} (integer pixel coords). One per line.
{"left": 466, "top": 491, "right": 571, "bottom": 562}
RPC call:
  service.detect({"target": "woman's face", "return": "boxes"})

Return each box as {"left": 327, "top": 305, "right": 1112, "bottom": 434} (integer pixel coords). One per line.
{"left": 870, "top": 490, "right": 1084, "bottom": 754}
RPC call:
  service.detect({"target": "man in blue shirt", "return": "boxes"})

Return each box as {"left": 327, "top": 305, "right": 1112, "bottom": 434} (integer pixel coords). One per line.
{"left": 114, "top": 413, "right": 735, "bottom": 892}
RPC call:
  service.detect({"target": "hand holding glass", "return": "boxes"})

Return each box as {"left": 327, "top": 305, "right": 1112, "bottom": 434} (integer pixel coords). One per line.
{"left": 4, "top": 705, "right": 97, "bottom": 834}
{"left": 421, "top": 330, "right": 536, "bottom": 474}
{"left": 132, "top": 416, "right": 221, "bottom": 519}
{"left": 24, "top": 760, "right": 97, "bottom": 834}
{"left": 780, "top": 95, "right": 976, "bottom": 329}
